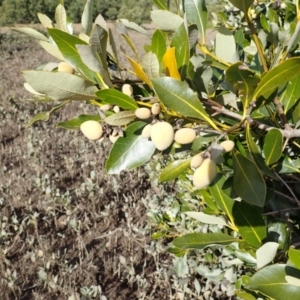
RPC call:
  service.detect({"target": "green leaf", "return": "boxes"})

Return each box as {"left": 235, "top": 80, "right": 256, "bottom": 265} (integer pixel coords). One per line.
{"left": 81, "top": 0, "right": 93, "bottom": 35}
{"left": 152, "top": 0, "right": 168, "bottom": 10}
{"left": 226, "top": 62, "right": 260, "bottom": 111}
{"left": 172, "top": 23, "right": 190, "bottom": 79}
{"left": 233, "top": 150, "right": 266, "bottom": 207}
{"left": 76, "top": 44, "right": 112, "bottom": 88}
{"left": 151, "top": 77, "right": 218, "bottom": 130}
{"left": 260, "top": 13, "right": 270, "bottom": 32}
{"left": 48, "top": 28, "right": 97, "bottom": 83}
{"left": 151, "top": 29, "right": 167, "bottom": 64}
{"left": 200, "top": 190, "right": 220, "bottom": 214}
{"left": 279, "top": 76, "right": 300, "bottom": 114}
{"left": 293, "top": 100, "right": 300, "bottom": 124}
{"left": 104, "top": 110, "right": 136, "bottom": 126}
{"left": 256, "top": 242, "right": 279, "bottom": 269}
{"left": 159, "top": 159, "right": 191, "bottom": 182}
{"left": 150, "top": 10, "right": 184, "bottom": 31}
{"left": 263, "top": 129, "right": 283, "bottom": 165}
{"left": 209, "top": 174, "right": 235, "bottom": 225}
{"left": 173, "top": 233, "right": 237, "bottom": 250}
{"left": 11, "top": 27, "right": 48, "bottom": 41}
{"left": 184, "top": 212, "right": 227, "bottom": 226}
{"left": 215, "top": 27, "right": 239, "bottom": 63}
{"left": 141, "top": 51, "right": 160, "bottom": 79}
{"left": 39, "top": 41, "right": 65, "bottom": 61}
{"left": 289, "top": 248, "right": 300, "bottom": 270}
{"left": 246, "top": 124, "right": 277, "bottom": 179}
{"left": 277, "top": 156, "right": 300, "bottom": 174}
{"left": 253, "top": 58, "right": 300, "bottom": 99}
{"left": 105, "top": 122, "right": 156, "bottom": 174}
{"left": 267, "top": 221, "right": 290, "bottom": 251}
{"left": 55, "top": 4, "right": 68, "bottom": 32}
{"left": 228, "top": 0, "right": 254, "bottom": 13}
{"left": 37, "top": 13, "right": 53, "bottom": 29}
{"left": 246, "top": 264, "right": 300, "bottom": 299}
{"left": 95, "top": 89, "right": 138, "bottom": 110}
{"left": 56, "top": 114, "right": 101, "bottom": 129}
{"left": 27, "top": 101, "right": 69, "bottom": 127}
{"left": 119, "top": 19, "right": 149, "bottom": 36}
{"left": 184, "top": 0, "right": 207, "bottom": 44}
{"left": 116, "top": 21, "right": 140, "bottom": 61}
{"left": 22, "top": 71, "right": 97, "bottom": 101}
{"left": 89, "top": 24, "right": 109, "bottom": 73}
{"left": 233, "top": 202, "right": 266, "bottom": 249}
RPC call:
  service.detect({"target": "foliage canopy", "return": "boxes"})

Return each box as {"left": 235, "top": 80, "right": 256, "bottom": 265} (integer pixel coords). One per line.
{"left": 15, "top": 0, "right": 300, "bottom": 299}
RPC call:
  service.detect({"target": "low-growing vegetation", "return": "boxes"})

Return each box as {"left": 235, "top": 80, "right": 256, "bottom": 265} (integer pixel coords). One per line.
{"left": 3, "top": 0, "right": 300, "bottom": 299}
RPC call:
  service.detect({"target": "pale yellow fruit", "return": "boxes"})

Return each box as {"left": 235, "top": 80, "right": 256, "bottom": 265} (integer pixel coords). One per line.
{"left": 80, "top": 120, "right": 103, "bottom": 140}
{"left": 174, "top": 128, "right": 196, "bottom": 144}
{"left": 100, "top": 104, "right": 111, "bottom": 111}
{"left": 151, "top": 121, "right": 174, "bottom": 151}
{"left": 58, "top": 61, "right": 74, "bottom": 74}
{"left": 220, "top": 140, "right": 235, "bottom": 152}
{"left": 122, "top": 84, "right": 133, "bottom": 97}
{"left": 151, "top": 103, "right": 161, "bottom": 115}
{"left": 141, "top": 124, "right": 152, "bottom": 138}
{"left": 113, "top": 105, "right": 120, "bottom": 113}
{"left": 190, "top": 154, "right": 204, "bottom": 169}
{"left": 193, "top": 159, "right": 217, "bottom": 189}
{"left": 281, "top": 3, "right": 286, "bottom": 9}
{"left": 135, "top": 107, "right": 151, "bottom": 119}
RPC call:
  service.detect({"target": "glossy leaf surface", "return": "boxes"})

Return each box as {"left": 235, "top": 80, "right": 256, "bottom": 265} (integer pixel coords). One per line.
{"left": 233, "top": 202, "right": 266, "bottom": 248}
{"left": 263, "top": 129, "right": 283, "bottom": 165}
{"left": 233, "top": 150, "right": 266, "bottom": 207}
{"left": 159, "top": 159, "right": 191, "bottom": 182}
{"left": 106, "top": 122, "right": 156, "bottom": 174}
{"left": 152, "top": 77, "right": 218, "bottom": 129}
{"left": 246, "top": 264, "right": 300, "bottom": 299}
{"left": 253, "top": 58, "right": 300, "bottom": 99}
{"left": 48, "top": 28, "right": 97, "bottom": 83}
{"left": 96, "top": 89, "right": 138, "bottom": 110}
{"left": 173, "top": 233, "right": 237, "bottom": 249}
{"left": 184, "top": 0, "right": 207, "bottom": 44}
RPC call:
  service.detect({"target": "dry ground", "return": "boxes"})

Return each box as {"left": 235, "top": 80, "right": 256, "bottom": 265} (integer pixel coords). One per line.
{"left": 0, "top": 24, "right": 217, "bottom": 300}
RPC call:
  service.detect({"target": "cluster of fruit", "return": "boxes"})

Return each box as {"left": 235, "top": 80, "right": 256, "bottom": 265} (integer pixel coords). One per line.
{"left": 191, "top": 140, "right": 234, "bottom": 189}
{"left": 57, "top": 61, "right": 236, "bottom": 190}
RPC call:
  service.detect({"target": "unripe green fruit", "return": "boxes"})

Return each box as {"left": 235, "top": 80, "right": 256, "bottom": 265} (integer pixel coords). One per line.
{"left": 150, "top": 121, "right": 174, "bottom": 151}
{"left": 190, "top": 154, "right": 204, "bottom": 169}
{"left": 151, "top": 103, "right": 161, "bottom": 115}
{"left": 135, "top": 107, "right": 151, "bottom": 119}
{"left": 174, "top": 128, "right": 196, "bottom": 144}
{"left": 122, "top": 84, "right": 133, "bottom": 97}
{"left": 220, "top": 140, "right": 235, "bottom": 152}
{"left": 141, "top": 124, "right": 152, "bottom": 138}
{"left": 58, "top": 61, "right": 74, "bottom": 74}
{"left": 80, "top": 120, "right": 103, "bottom": 140}
{"left": 193, "top": 159, "right": 217, "bottom": 189}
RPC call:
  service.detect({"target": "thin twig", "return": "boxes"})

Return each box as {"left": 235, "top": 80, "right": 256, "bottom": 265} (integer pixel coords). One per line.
{"left": 201, "top": 98, "right": 300, "bottom": 139}
{"left": 274, "top": 96, "right": 292, "bottom": 131}
{"left": 275, "top": 172, "right": 300, "bottom": 206}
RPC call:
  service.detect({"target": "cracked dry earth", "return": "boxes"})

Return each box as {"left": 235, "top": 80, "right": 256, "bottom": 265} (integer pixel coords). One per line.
{"left": 0, "top": 24, "right": 176, "bottom": 300}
